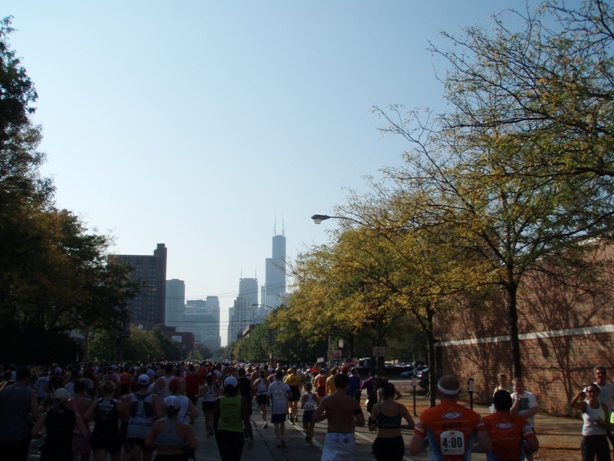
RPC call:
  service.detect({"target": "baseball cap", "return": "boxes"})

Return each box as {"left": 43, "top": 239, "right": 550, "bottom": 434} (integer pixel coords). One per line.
{"left": 341, "top": 366, "right": 349, "bottom": 373}
{"left": 53, "top": 388, "right": 70, "bottom": 403}
{"left": 54, "top": 367, "right": 63, "bottom": 374}
{"left": 169, "top": 378, "right": 181, "bottom": 391}
{"left": 138, "top": 374, "right": 150, "bottom": 386}
{"left": 165, "top": 396, "right": 181, "bottom": 410}
{"left": 224, "top": 376, "right": 238, "bottom": 388}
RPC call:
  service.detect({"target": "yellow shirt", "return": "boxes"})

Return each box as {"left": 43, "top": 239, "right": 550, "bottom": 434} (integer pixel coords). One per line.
{"left": 284, "top": 373, "right": 301, "bottom": 387}
{"left": 326, "top": 375, "right": 336, "bottom": 394}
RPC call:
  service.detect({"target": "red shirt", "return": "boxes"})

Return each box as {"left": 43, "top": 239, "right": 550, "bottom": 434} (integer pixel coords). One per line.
{"left": 414, "top": 401, "right": 486, "bottom": 461}
{"left": 483, "top": 412, "right": 536, "bottom": 461}
{"left": 185, "top": 372, "right": 204, "bottom": 398}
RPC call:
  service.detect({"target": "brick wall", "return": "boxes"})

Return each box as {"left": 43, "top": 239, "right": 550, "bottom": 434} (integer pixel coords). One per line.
{"left": 435, "top": 242, "right": 614, "bottom": 415}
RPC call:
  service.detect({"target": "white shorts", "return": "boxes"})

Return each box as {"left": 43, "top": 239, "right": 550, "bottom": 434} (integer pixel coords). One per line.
{"left": 322, "top": 432, "right": 356, "bottom": 461}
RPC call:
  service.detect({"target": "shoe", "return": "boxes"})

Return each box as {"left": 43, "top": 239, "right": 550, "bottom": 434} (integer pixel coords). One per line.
{"left": 289, "top": 415, "right": 294, "bottom": 423}
{"left": 263, "top": 422, "right": 268, "bottom": 429}
{"left": 281, "top": 438, "right": 286, "bottom": 447}
{"left": 305, "top": 434, "right": 310, "bottom": 443}
{"left": 208, "top": 428, "right": 214, "bottom": 437}
{"left": 277, "top": 440, "right": 282, "bottom": 448}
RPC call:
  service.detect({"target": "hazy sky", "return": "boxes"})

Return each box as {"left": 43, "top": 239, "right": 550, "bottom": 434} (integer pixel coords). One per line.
{"left": 4, "top": 1, "right": 550, "bottom": 343}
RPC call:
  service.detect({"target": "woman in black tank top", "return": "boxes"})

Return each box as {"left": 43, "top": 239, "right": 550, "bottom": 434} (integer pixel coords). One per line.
{"left": 368, "top": 382, "right": 415, "bottom": 461}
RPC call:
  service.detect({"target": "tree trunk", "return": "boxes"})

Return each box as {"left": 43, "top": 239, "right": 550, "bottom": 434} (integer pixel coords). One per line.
{"left": 507, "top": 281, "right": 522, "bottom": 379}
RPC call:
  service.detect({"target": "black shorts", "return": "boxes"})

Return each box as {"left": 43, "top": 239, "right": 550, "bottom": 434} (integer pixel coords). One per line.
{"left": 256, "top": 395, "right": 269, "bottom": 406}
{"left": 289, "top": 386, "right": 301, "bottom": 402}
{"left": 202, "top": 401, "right": 215, "bottom": 412}
{"left": 90, "top": 429, "right": 122, "bottom": 454}
{"left": 372, "top": 435, "right": 404, "bottom": 461}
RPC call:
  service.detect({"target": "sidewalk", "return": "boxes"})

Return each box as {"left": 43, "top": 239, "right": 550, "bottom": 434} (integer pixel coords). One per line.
{"left": 28, "top": 391, "right": 584, "bottom": 461}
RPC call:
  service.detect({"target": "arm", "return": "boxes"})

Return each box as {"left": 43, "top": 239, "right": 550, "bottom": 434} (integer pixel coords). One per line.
{"left": 144, "top": 421, "right": 159, "bottom": 449}
{"left": 600, "top": 403, "right": 611, "bottom": 430}
{"left": 569, "top": 391, "right": 587, "bottom": 411}
{"left": 188, "top": 399, "right": 199, "bottom": 420}
{"left": 310, "top": 398, "right": 327, "bottom": 425}
{"left": 182, "top": 423, "right": 198, "bottom": 450}
{"left": 242, "top": 398, "right": 254, "bottom": 450}
{"left": 510, "top": 394, "right": 521, "bottom": 415}
{"left": 394, "top": 388, "right": 402, "bottom": 400}
{"left": 74, "top": 412, "right": 88, "bottom": 437}
{"left": 408, "top": 432, "right": 427, "bottom": 456}
{"left": 526, "top": 433, "right": 539, "bottom": 453}
{"left": 354, "top": 401, "right": 365, "bottom": 427}
{"left": 83, "top": 398, "right": 97, "bottom": 422}
{"left": 212, "top": 398, "right": 220, "bottom": 433}
{"left": 31, "top": 412, "right": 46, "bottom": 437}
{"left": 30, "top": 389, "right": 40, "bottom": 421}
{"left": 475, "top": 429, "right": 492, "bottom": 453}
{"left": 152, "top": 395, "right": 165, "bottom": 420}
{"left": 368, "top": 403, "right": 378, "bottom": 432}
{"left": 401, "top": 404, "right": 415, "bottom": 429}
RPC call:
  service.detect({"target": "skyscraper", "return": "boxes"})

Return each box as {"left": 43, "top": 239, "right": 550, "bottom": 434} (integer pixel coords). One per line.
{"left": 112, "top": 243, "right": 167, "bottom": 329}
{"left": 263, "top": 228, "right": 286, "bottom": 309}
{"left": 227, "top": 277, "right": 258, "bottom": 344}
{"left": 165, "top": 279, "right": 185, "bottom": 327}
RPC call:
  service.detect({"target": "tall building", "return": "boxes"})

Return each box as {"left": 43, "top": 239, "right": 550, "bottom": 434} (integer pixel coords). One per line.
{"left": 183, "top": 297, "right": 221, "bottom": 352}
{"left": 228, "top": 277, "right": 258, "bottom": 343}
{"left": 165, "top": 279, "right": 185, "bottom": 327}
{"left": 263, "top": 227, "right": 286, "bottom": 309}
{"left": 112, "top": 243, "right": 167, "bottom": 329}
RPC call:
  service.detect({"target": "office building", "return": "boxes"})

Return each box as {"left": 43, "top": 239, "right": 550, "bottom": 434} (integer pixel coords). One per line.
{"left": 165, "top": 279, "right": 185, "bottom": 327}
{"left": 263, "top": 228, "right": 286, "bottom": 309}
{"left": 112, "top": 243, "right": 167, "bottom": 329}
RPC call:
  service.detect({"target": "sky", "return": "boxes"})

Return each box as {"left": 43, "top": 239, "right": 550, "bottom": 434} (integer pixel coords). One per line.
{"left": 3, "top": 0, "right": 553, "bottom": 344}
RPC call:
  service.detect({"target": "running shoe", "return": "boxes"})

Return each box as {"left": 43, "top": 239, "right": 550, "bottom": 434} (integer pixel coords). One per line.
{"left": 208, "top": 428, "right": 214, "bottom": 437}
{"left": 263, "top": 422, "right": 268, "bottom": 429}
{"left": 305, "top": 434, "right": 310, "bottom": 443}
{"left": 277, "top": 439, "right": 282, "bottom": 448}
{"left": 281, "top": 438, "right": 286, "bottom": 447}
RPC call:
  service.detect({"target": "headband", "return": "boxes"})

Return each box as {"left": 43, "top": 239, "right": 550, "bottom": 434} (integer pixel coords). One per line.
{"left": 438, "top": 383, "right": 460, "bottom": 395}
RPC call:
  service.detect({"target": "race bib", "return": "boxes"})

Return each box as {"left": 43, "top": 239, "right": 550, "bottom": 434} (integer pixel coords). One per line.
{"left": 273, "top": 389, "right": 285, "bottom": 400}
{"left": 440, "top": 430, "right": 464, "bottom": 455}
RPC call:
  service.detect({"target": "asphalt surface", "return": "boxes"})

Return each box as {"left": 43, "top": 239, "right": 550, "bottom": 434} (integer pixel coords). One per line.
{"left": 28, "top": 381, "right": 584, "bottom": 461}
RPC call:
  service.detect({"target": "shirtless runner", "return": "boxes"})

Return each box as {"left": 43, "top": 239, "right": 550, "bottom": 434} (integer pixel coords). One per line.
{"left": 310, "top": 372, "right": 365, "bottom": 461}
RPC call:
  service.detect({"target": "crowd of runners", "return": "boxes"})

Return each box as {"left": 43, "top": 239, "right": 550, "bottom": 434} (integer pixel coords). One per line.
{"left": 0, "top": 360, "right": 612, "bottom": 461}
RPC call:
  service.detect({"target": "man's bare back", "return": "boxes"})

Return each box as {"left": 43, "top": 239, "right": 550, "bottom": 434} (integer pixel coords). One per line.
{"left": 312, "top": 387, "right": 365, "bottom": 433}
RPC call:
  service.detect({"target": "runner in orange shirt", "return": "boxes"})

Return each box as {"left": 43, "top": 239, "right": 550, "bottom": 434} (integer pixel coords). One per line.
{"left": 409, "top": 375, "right": 491, "bottom": 460}
{"left": 479, "top": 390, "right": 539, "bottom": 461}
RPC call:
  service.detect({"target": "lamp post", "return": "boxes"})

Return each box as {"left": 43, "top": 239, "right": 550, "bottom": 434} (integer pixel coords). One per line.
{"left": 311, "top": 214, "right": 362, "bottom": 225}
{"left": 311, "top": 213, "right": 385, "bottom": 377}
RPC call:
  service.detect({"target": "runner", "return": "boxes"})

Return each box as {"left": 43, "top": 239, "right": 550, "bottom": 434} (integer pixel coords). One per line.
{"left": 310, "top": 372, "right": 365, "bottom": 461}
{"left": 84, "top": 380, "right": 123, "bottom": 461}
{"left": 121, "top": 374, "right": 164, "bottom": 461}
{"left": 267, "top": 369, "right": 291, "bottom": 447}
{"left": 284, "top": 367, "right": 301, "bottom": 425}
{"left": 200, "top": 375, "right": 217, "bottom": 437}
{"left": 301, "top": 382, "right": 320, "bottom": 446}
{"left": 408, "top": 374, "right": 491, "bottom": 460}
{"left": 253, "top": 370, "right": 269, "bottom": 428}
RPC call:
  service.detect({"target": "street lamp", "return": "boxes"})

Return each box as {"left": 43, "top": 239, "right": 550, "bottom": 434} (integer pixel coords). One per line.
{"left": 311, "top": 214, "right": 362, "bottom": 225}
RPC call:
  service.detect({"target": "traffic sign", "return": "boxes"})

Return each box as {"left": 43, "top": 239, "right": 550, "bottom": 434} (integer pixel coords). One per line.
{"left": 373, "top": 339, "right": 387, "bottom": 347}
{"left": 373, "top": 346, "right": 386, "bottom": 357}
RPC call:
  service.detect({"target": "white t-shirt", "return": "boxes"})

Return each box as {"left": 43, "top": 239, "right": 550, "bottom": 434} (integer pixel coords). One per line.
{"left": 267, "top": 380, "right": 290, "bottom": 415}
{"left": 511, "top": 390, "right": 538, "bottom": 427}
{"left": 595, "top": 381, "right": 614, "bottom": 414}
